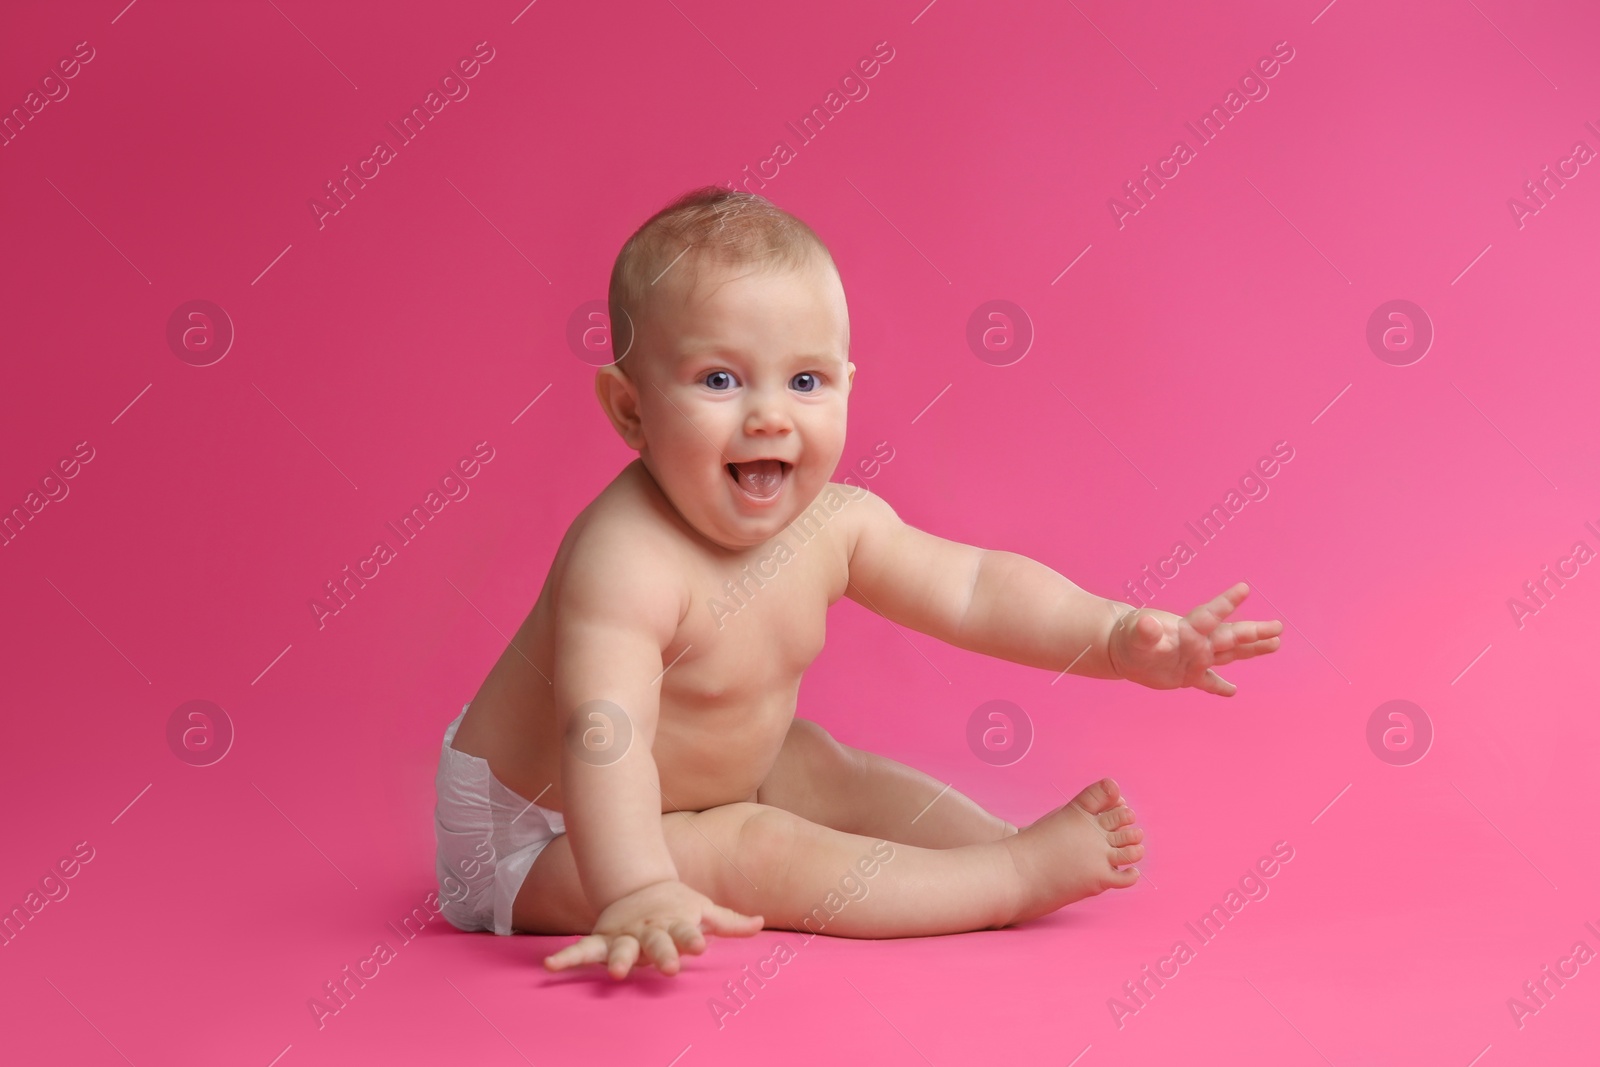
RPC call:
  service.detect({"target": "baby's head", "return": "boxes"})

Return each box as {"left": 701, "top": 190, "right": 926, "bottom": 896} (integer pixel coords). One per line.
{"left": 597, "top": 187, "right": 855, "bottom": 552}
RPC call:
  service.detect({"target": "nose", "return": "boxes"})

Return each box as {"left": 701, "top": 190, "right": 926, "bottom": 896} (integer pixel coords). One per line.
{"left": 742, "top": 385, "right": 793, "bottom": 436}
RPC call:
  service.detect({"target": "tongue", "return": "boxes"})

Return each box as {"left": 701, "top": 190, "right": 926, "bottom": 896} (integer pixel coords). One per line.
{"left": 733, "top": 460, "right": 784, "bottom": 496}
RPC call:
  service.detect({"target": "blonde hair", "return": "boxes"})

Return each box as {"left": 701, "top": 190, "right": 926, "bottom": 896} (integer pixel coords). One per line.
{"left": 606, "top": 186, "right": 837, "bottom": 373}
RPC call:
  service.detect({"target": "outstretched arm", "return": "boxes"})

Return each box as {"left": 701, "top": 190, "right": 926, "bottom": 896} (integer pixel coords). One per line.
{"left": 842, "top": 488, "right": 1125, "bottom": 677}
{"left": 842, "top": 488, "right": 1282, "bottom": 694}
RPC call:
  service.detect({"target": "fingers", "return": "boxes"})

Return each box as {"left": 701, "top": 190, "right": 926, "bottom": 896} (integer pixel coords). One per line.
{"left": 1214, "top": 619, "right": 1284, "bottom": 648}
{"left": 606, "top": 934, "right": 641, "bottom": 979}
{"left": 543, "top": 934, "right": 609, "bottom": 972}
{"left": 700, "top": 903, "right": 765, "bottom": 937}
{"left": 669, "top": 919, "right": 707, "bottom": 957}
{"left": 546, "top": 903, "right": 752, "bottom": 980}
{"left": 1195, "top": 668, "right": 1237, "bottom": 697}
{"left": 547, "top": 922, "right": 710, "bottom": 979}
{"left": 1127, "top": 611, "right": 1163, "bottom": 650}
{"left": 1211, "top": 634, "right": 1282, "bottom": 666}
{"left": 1185, "top": 582, "right": 1251, "bottom": 637}
{"left": 640, "top": 926, "right": 681, "bottom": 976}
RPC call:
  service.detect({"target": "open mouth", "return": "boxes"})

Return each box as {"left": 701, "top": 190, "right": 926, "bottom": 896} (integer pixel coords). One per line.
{"left": 726, "top": 459, "right": 791, "bottom": 503}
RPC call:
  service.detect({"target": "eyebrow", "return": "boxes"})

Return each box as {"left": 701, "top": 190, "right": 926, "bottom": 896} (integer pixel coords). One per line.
{"left": 676, "top": 344, "right": 841, "bottom": 364}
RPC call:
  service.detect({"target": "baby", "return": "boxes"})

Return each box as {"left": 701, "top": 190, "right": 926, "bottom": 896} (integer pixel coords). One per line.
{"left": 433, "top": 186, "right": 1283, "bottom": 979}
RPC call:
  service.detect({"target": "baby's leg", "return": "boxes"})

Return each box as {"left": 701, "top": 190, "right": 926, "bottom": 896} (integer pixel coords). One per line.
{"left": 757, "top": 717, "right": 1016, "bottom": 848}
{"left": 517, "top": 778, "right": 1142, "bottom": 939}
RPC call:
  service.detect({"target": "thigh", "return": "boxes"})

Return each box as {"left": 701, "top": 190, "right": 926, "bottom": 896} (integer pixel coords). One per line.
{"left": 512, "top": 802, "right": 771, "bottom": 935}
{"left": 755, "top": 716, "right": 860, "bottom": 829}
{"left": 759, "top": 717, "right": 1013, "bottom": 849}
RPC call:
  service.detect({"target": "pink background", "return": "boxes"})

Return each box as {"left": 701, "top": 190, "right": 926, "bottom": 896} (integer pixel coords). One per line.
{"left": 3, "top": 0, "right": 1598, "bottom": 1063}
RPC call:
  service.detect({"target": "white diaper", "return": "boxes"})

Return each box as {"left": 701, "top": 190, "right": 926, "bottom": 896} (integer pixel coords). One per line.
{"left": 434, "top": 704, "right": 566, "bottom": 935}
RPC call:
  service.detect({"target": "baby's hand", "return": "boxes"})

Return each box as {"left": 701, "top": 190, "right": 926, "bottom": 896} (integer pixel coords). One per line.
{"left": 1107, "top": 581, "right": 1283, "bottom": 697}
{"left": 543, "top": 879, "right": 764, "bottom": 979}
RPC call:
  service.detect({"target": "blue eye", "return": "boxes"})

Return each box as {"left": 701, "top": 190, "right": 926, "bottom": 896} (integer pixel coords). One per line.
{"left": 791, "top": 372, "right": 820, "bottom": 393}
{"left": 704, "top": 371, "right": 735, "bottom": 391}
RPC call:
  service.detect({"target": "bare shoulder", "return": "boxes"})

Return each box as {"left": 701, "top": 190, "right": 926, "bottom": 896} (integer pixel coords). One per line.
{"left": 831, "top": 482, "right": 898, "bottom": 562}
{"left": 831, "top": 482, "right": 982, "bottom": 619}
{"left": 798, "top": 482, "right": 897, "bottom": 602}
{"left": 547, "top": 461, "right": 688, "bottom": 640}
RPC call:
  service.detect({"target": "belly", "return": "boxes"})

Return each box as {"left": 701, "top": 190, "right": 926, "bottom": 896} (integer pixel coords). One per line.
{"left": 461, "top": 655, "right": 804, "bottom": 815}
{"left": 464, "top": 578, "right": 825, "bottom": 813}
{"left": 650, "top": 588, "right": 826, "bottom": 809}
{"left": 650, "top": 691, "right": 797, "bottom": 810}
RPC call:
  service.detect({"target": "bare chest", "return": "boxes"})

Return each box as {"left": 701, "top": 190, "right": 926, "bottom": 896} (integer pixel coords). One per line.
{"left": 665, "top": 530, "right": 842, "bottom": 705}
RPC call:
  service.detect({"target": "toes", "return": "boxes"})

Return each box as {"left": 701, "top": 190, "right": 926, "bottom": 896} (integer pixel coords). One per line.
{"left": 1097, "top": 805, "right": 1135, "bottom": 831}
{"left": 1110, "top": 843, "right": 1145, "bottom": 867}
{"left": 1106, "top": 865, "right": 1141, "bottom": 889}
{"left": 1073, "top": 777, "right": 1122, "bottom": 815}
{"left": 1106, "top": 826, "right": 1143, "bottom": 848}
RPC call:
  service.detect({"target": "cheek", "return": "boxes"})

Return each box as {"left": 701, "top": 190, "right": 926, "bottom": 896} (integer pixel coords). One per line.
{"left": 803, "top": 413, "right": 847, "bottom": 457}
{"left": 649, "top": 399, "right": 714, "bottom": 454}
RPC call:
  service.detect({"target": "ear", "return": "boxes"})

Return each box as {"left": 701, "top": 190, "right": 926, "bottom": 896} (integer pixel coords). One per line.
{"left": 594, "top": 365, "right": 646, "bottom": 450}
{"left": 845, "top": 361, "right": 856, "bottom": 393}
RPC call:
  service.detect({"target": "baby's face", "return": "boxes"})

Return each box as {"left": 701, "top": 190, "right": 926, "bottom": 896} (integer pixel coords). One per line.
{"left": 615, "top": 254, "right": 854, "bottom": 551}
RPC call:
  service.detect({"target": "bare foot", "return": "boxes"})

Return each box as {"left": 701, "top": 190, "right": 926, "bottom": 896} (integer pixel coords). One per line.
{"left": 1000, "top": 777, "right": 1144, "bottom": 925}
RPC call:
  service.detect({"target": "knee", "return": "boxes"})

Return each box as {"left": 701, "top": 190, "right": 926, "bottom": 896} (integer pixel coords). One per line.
{"left": 729, "top": 803, "right": 804, "bottom": 907}
{"left": 673, "top": 802, "right": 801, "bottom": 912}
